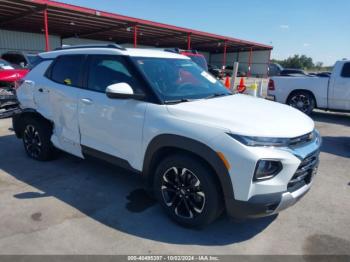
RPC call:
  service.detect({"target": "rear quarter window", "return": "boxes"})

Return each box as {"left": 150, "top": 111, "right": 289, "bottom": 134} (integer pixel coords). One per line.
{"left": 341, "top": 62, "right": 350, "bottom": 78}
{"left": 49, "top": 55, "right": 85, "bottom": 87}
{"left": 27, "top": 55, "right": 43, "bottom": 69}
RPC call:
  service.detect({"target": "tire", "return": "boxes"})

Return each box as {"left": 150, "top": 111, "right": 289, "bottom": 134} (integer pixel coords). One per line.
{"left": 22, "top": 117, "right": 56, "bottom": 161}
{"left": 287, "top": 91, "right": 315, "bottom": 115}
{"left": 154, "top": 154, "right": 223, "bottom": 228}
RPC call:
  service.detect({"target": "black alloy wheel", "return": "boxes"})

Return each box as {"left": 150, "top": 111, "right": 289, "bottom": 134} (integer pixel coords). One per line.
{"left": 23, "top": 124, "right": 42, "bottom": 159}
{"left": 288, "top": 91, "right": 315, "bottom": 115}
{"left": 161, "top": 166, "right": 206, "bottom": 219}
{"left": 154, "top": 154, "right": 223, "bottom": 227}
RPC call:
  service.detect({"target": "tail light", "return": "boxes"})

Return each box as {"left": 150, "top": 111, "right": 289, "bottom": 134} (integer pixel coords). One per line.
{"left": 268, "top": 79, "right": 275, "bottom": 91}
{"left": 14, "top": 79, "right": 25, "bottom": 89}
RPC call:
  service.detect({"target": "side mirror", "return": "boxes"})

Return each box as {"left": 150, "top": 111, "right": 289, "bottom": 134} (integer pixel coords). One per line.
{"left": 106, "top": 82, "right": 145, "bottom": 100}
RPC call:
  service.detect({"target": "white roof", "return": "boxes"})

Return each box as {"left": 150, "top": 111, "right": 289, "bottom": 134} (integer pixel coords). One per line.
{"left": 123, "top": 48, "right": 189, "bottom": 59}
{"left": 40, "top": 47, "right": 189, "bottom": 60}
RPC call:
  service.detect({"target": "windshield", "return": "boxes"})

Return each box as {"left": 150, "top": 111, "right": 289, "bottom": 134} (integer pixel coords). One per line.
{"left": 187, "top": 55, "right": 208, "bottom": 71}
{"left": 132, "top": 57, "right": 230, "bottom": 102}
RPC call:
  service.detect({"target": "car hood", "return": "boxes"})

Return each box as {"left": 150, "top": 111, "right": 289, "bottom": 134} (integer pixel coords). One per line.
{"left": 0, "top": 69, "right": 29, "bottom": 82}
{"left": 166, "top": 94, "right": 314, "bottom": 138}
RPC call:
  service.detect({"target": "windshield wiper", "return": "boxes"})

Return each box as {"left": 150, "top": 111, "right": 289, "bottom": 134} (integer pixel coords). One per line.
{"left": 165, "top": 93, "right": 230, "bottom": 104}
{"left": 164, "top": 98, "right": 194, "bottom": 104}
{"left": 204, "top": 93, "right": 230, "bottom": 99}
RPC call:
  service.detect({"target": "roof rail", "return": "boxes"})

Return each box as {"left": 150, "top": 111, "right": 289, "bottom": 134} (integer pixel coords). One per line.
{"left": 54, "top": 44, "right": 126, "bottom": 51}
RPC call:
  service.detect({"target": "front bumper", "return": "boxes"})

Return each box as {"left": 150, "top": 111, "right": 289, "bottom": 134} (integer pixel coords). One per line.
{"left": 225, "top": 180, "right": 313, "bottom": 218}
{"left": 210, "top": 129, "right": 321, "bottom": 219}
{"left": 226, "top": 146, "right": 319, "bottom": 218}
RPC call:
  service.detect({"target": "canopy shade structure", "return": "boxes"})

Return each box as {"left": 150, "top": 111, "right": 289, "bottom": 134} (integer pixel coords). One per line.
{"left": 0, "top": 0, "right": 272, "bottom": 53}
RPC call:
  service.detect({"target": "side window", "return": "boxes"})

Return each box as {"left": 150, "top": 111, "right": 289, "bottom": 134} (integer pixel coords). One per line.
{"left": 341, "top": 63, "right": 350, "bottom": 78}
{"left": 50, "top": 55, "right": 85, "bottom": 87}
{"left": 87, "top": 55, "right": 143, "bottom": 93}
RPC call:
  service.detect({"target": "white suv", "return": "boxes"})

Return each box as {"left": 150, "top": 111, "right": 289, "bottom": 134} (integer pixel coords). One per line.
{"left": 13, "top": 44, "right": 321, "bottom": 227}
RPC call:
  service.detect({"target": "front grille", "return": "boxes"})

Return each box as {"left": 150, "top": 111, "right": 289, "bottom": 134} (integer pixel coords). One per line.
{"left": 287, "top": 151, "right": 319, "bottom": 192}
{"left": 289, "top": 132, "right": 314, "bottom": 147}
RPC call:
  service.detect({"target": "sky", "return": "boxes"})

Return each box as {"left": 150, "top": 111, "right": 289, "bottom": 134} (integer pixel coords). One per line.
{"left": 58, "top": 0, "right": 350, "bottom": 66}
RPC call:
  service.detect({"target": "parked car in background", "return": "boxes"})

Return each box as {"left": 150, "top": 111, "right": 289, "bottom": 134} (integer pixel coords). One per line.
{"left": 222, "top": 65, "right": 247, "bottom": 77}
{"left": 208, "top": 64, "right": 224, "bottom": 79}
{"left": 0, "top": 59, "right": 29, "bottom": 84}
{"left": 280, "top": 68, "right": 308, "bottom": 77}
{"left": 1, "top": 51, "right": 39, "bottom": 69}
{"left": 268, "top": 64, "right": 310, "bottom": 77}
{"left": 13, "top": 44, "right": 321, "bottom": 227}
{"left": 0, "top": 58, "right": 29, "bottom": 114}
{"left": 165, "top": 48, "right": 208, "bottom": 71}
{"left": 0, "top": 59, "right": 16, "bottom": 70}
{"left": 268, "top": 60, "right": 350, "bottom": 114}
{"left": 223, "top": 65, "right": 234, "bottom": 77}
{"left": 309, "top": 72, "right": 331, "bottom": 78}
{"left": 268, "top": 63, "right": 283, "bottom": 77}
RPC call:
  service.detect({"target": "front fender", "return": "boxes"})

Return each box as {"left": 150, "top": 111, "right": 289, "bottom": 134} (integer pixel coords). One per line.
{"left": 142, "top": 134, "right": 235, "bottom": 200}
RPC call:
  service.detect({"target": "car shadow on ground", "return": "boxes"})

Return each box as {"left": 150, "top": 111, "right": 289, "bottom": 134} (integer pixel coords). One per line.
{"left": 0, "top": 133, "right": 276, "bottom": 246}
{"left": 320, "top": 136, "right": 350, "bottom": 158}
{"left": 311, "top": 111, "right": 350, "bottom": 158}
{"left": 311, "top": 111, "right": 350, "bottom": 127}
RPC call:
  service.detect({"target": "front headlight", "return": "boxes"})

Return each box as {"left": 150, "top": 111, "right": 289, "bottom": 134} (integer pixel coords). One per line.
{"left": 228, "top": 134, "right": 290, "bottom": 147}
{"left": 254, "top": 160, "right": 283, "bottom": 181}
{"left": 228, "top": 129, "right": 320, "bottom": 147}
{"left": 314, "top": 129, "right": 322, "bottom": 145}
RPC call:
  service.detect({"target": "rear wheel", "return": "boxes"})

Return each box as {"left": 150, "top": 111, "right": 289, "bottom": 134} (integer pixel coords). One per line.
{"left": 22, "top": 118, "right": 55, "bottom": 161}
{"left": 154, "top": 154, "right": 223, "bottom": 227}
{"left": 287, "top": 91, "right": 315, "bottom": 115}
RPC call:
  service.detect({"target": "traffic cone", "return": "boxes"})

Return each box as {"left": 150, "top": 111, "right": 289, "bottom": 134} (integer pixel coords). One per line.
{"left": 237, "top": 77, "right": 246, "bottom": 93}
{"left": 224, "top": 76, "right": 231, "bottom": 89}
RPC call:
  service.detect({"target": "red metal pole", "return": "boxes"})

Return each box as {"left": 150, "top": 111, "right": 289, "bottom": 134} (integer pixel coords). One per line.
{"left": 187, "top": 33, "right": 191, "bottom": 50}
{"left": 222, "top": 41, "right": 227, "bottom": 69}
{"left": 248, "top": 47, "right": 253, "bottom": 77}
{"left": 44, "top": 8, "right": 50, "bottom": 51}
{"left": 133, "top": 25, "right": 138, "bottom": 48}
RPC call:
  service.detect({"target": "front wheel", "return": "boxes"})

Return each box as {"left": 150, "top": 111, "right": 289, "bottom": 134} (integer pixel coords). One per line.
{"left": 154, "top": 154, "right": 223, "bottom": 228}
{"left": 287, "top": 91, "right": 315, "bottom": 115}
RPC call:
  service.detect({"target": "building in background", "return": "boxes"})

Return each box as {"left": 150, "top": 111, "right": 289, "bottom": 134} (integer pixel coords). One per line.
{"left": 0, "top": 0, "right": 272, "bottom": 77}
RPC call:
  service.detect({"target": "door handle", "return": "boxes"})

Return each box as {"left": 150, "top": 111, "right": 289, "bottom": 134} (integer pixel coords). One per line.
{"left": 81, "top": 98, "right": 93, "bottom": 105}
{"left": 38, "top": 87, "right": 49, "bottom": 93}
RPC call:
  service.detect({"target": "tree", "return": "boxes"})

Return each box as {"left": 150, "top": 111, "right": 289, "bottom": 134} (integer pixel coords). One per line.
{"left": 272, "top": 55, "right": 315, "bottom": 69}
{"left": 315, "top": 62, "right": 323, "bottom": 71}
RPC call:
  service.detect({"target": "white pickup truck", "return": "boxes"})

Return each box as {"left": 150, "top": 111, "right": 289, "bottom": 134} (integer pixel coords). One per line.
{"left": 267, "top": 60, "right": 350, "bottom": 114}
